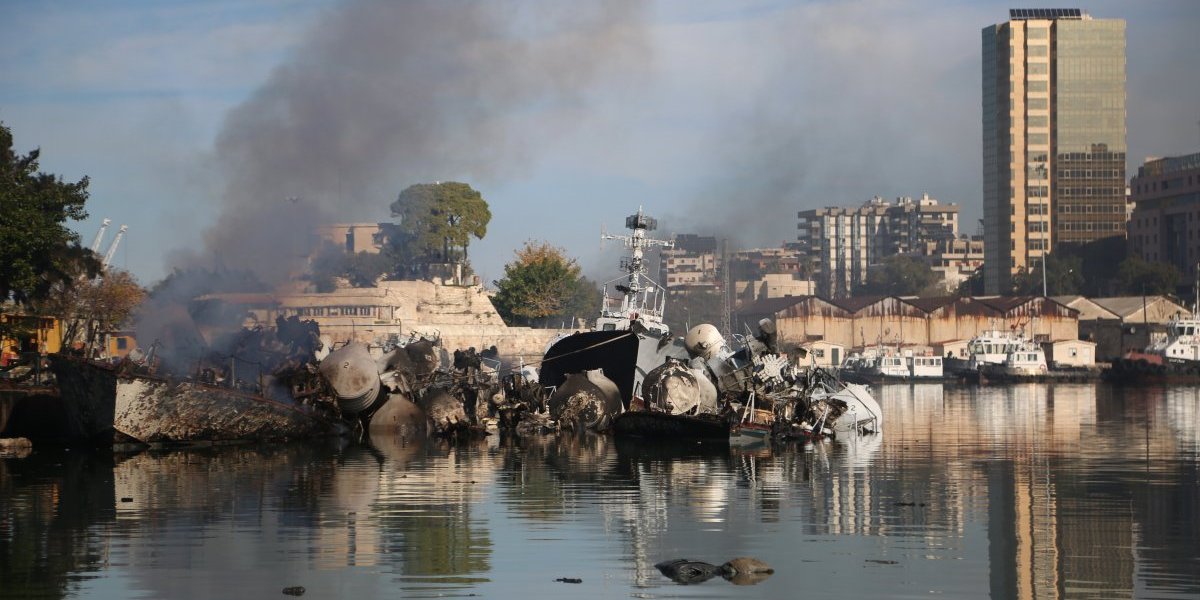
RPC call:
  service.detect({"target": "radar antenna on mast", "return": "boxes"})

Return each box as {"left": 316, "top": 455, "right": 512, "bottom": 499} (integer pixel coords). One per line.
{"left": 597, "top": 207, "right": 673, "bottom": 329}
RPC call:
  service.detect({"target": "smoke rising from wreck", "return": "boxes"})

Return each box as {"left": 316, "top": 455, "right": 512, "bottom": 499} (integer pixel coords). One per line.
{"left": 144, "top": 0, "right": 650, "bottom": 362}
{"left": 175, "top": 0, "right": 650, "bottom": 285}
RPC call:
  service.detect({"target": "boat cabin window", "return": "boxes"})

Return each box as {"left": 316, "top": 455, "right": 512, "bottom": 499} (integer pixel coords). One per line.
{"left": 602, "top": 323, "right": 616, "bottom": 331}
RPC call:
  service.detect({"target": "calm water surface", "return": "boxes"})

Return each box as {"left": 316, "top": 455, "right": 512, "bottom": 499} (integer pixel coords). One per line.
{"left": 2, "top": 383, "right": 1197, "bottom": 599}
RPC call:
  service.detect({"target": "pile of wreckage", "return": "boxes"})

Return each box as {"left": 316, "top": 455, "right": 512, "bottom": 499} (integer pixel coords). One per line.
{"left": 533, "top": 320, "right": 882, "bottom": 445}
{"left": 46, "top": 313, "right": 879, "bottom": 447}
{"left": 44, "top": 207, "right": 880, "bottom": 448}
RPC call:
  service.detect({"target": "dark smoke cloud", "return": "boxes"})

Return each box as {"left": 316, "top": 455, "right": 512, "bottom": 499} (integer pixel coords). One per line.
{"left": 144, "top": 0, "right": 650, "bottom": 367}
{"left": 177, "top": 0, "right": 651, "bottom": 283}
{"left": 640, "top": 2, "right": 989, "bottom": 251}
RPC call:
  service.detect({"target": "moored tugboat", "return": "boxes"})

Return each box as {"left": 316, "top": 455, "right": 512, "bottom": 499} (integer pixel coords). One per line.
{"left": 1104, "top": 315, "right": 1200, "bottom": 384}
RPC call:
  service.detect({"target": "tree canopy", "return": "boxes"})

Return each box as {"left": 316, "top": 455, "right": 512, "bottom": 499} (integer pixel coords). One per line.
{"left": 859, "top": 255, "right": 940, "bottom": 297}
{"left": 492, "top": 242, "right": 600, "bottom": 327}
{"left": 389, "top": 182, "right": 491, "bottom": 272}
{"left": 308, "top": 242, "right": 395, "bottom": 292}
{"left": 1010, "top": 253, "right": 1084, "bottom": 296}
{"left": 1114, "top": 257, "right": 1180, "bottom": 296}
{"left": 665, "top": 288, "right": 726, "bottom": 336}
{"left": 39, "top": 268, "right": 146, "bottom": 350}
{"left": 0, "top": 123, "right": 100, "bottom": 311}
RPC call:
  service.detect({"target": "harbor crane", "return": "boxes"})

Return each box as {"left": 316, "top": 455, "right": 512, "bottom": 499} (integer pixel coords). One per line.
{"left": 102, "top": 225, "right": 127, "bottom": 268}
{"left": 89, "top": 218, "right": 128, "bottom": 270}
{"left": 90, "top": 219, "right": 111, "bottom": 253}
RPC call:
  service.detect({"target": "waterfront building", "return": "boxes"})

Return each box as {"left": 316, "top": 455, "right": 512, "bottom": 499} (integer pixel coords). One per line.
{"left": 659, "top": 234, "right": 720, "bottom": 293}
{"left": 797, "top": 194, "right": 958, "bottom": 297}
{"left": 1127, "top": 151, "right": 1200, "bottom": 279}
{"left": 315, "top": 223, "right": 388, "bottom": 254}
{"left": 982, "top": 9, "right": 1127, "bottom": 294}
{"left": 0, "top": 308, "right": 62, "bottom": 356}
{"left": 192, "top": 280, "right": 562, "bottom": 363}
{"left": 1054, "top": 294, "right": 1191, "bottom": 360}
{"left": 729, "top": 244, "right": 816, "bottom": 306}
{"left": 915, "top": 237, "right": 986, "bottom": 292}
{"left": 734, "top": 274, "right": 816, "bottom": 307}
{"left": 733, "top": 295, "right": 1080, "bottom": 356}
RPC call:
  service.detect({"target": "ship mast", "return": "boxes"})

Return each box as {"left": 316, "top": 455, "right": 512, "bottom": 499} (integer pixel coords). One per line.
{"left": 600, "top": 207, "right": 673, "bottom": 324}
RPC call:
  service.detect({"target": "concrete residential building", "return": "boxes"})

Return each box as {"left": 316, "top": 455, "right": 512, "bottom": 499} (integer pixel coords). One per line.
{"left": 797, "top": 194, "right": 958, "bottom": 297}
{"left": 315, "top": 223, "right": 388, "bottom": 254}
{"left": 659, "top": 234, "right": 720, "bottom": 293}
{"left": 1128, "top": 151, "right": 1200, "bottom": 279}
{"left": 915, "top": 237, "right": 986, "bottom": 292}
{"left": 982, "top": 9, "right": 1126, "bottom": 294}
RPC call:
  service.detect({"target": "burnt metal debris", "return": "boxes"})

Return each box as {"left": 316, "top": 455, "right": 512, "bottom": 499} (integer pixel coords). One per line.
{"left": 25, "top": 207, "right": 880, "bottom": 448}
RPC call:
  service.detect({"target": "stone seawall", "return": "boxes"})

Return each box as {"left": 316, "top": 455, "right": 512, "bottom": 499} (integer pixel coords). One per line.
{"left": 276, "top": 281, "right": 575, "bottom": 366}
{"left": 319, "top": 323, "right": 567, "bottom": 365}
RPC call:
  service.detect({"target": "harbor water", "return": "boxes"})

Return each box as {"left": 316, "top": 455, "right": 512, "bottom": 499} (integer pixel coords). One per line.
{"left": 2, "top": 383, "right": 1197, "bottom": 599}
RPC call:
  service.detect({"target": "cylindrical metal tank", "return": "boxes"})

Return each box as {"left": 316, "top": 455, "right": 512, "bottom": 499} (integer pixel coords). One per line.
{"left": 642, "top": 357, "right": 718, "bottom": 415}
{"left": 684, "top": 324, "right": 726, "bottom": 360}
{"left": 548, "top": 369, "right": 623, "bottom": 431}
{"left": 318, "top": 342, "right": 381, "bottom": 415}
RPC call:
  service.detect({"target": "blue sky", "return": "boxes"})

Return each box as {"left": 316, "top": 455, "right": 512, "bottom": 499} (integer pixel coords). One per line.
{"left": 2, "top": 0, "right": 1198, "bottom": 287}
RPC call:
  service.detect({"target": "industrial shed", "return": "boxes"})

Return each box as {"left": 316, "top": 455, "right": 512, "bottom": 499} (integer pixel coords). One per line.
{"left": 1042, "top": 339, "right": 1097, "bottom": 368}
{"left": 734, "top": 295, "right": 1081, "bottom": 352}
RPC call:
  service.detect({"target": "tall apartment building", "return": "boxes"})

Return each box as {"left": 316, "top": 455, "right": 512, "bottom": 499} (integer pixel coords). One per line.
{"left": 659, "top": 234, "right": 720, "bottom": 293}
{"left": 982, "top": 9, "right": 1126, "bottom": 295}
{"left": 797, "top": 195, "right": 958, "bottom": 297}
{"left": 1128, "top": 151, "right": 1200, "bottom": 279}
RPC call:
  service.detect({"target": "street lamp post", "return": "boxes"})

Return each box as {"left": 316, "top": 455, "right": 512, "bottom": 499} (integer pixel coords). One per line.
{"left": 1041, "top": 254, "right": 1048, "bottom": 297}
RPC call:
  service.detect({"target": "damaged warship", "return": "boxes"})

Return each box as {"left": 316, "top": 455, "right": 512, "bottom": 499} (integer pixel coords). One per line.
{"left": 538, "top": 208, "right": 882, "bottom": 443}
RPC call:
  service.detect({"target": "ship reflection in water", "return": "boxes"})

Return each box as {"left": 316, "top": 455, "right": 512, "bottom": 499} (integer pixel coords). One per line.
{"left": 1, "top": 384, "right": 1197, "bottom": 599}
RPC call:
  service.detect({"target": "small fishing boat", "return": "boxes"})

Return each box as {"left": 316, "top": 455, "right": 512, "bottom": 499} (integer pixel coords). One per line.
{"left": 730, "top": 393, "right": 772, "bottom": 446}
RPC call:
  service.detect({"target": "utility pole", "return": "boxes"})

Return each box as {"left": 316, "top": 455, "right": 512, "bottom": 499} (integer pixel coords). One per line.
{"left": 720, "top": 238, "right": 731, "bottom": 337}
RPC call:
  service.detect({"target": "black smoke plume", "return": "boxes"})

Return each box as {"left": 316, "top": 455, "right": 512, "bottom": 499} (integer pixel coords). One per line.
{"left": 143, "top": 0, "right": 650, "bottom": 370}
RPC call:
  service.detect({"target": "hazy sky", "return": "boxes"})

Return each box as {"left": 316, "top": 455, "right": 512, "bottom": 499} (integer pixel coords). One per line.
{"left": 2, "top": 0, "right": 1197, "bottom": 288}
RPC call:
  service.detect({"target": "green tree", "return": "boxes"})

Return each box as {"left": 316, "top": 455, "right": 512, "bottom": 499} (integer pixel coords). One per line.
{"left": 1010, "top": 253, "right": 1083, "bottom": 296}
{"left": 0, "top": 124, "right": 101, "bottom": 323}
{"left": 859, "top": 255, "right": 938, "bottom": 296}
{"left": 492, "top": 242, "right": 599, "bottom": 327}
{"left": 389, "top": 182, "right": 491, "bottom": 275}
{"left": 665, "top": 288, "right": 725, "bottom": 336}
{"left": 1114, "top": 257, "right": 1180, "bottom": 296}
{"left": 1055, "top": 236, "right": 1127, "bottom": 296}
{"left": 308, "top": 242, "right": 394, "bottom": 291}
{"left": 41, "top": 269, "right": 146, "bottom": 351}
{"left": 956, "top": 269, "right": 985, "bottom": 297}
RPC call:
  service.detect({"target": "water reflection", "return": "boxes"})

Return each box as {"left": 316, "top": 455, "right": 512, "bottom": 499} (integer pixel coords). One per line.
{"left": 0, "top": 383, "right": 1196, "bottom": 599}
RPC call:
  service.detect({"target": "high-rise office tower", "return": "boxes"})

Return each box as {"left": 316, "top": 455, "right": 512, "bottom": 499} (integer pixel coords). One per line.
{"left": 982, "top": 9, "right": 1126, "bottom": 295}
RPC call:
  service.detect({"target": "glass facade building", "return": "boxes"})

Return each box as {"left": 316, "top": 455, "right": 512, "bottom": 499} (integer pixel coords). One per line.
{"left": 981, "top": 10, "right": 1126, "bottom": 295}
